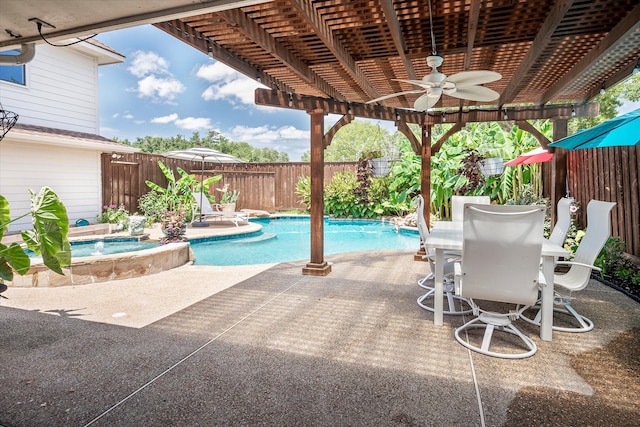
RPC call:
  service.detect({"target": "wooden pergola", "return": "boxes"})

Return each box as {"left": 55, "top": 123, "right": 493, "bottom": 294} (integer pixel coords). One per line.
{"left": 153, "top": 0, "right": 640, "bottom": 275}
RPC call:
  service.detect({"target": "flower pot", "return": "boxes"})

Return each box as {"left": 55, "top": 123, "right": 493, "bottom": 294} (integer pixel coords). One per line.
{"left": 478, "top": 157, "right": 504, "bottom": 176}
{"left": 370, "top": 157, "right": 389, "bottom": 177}
{"left": 221, "top": 202, "right": 236, "bottom": 212}
{"left": 129, "top": 215, "right": 146, "bottom": 236}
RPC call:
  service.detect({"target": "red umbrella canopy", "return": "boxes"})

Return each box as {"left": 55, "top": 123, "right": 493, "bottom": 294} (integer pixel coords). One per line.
{"left": 504, "top": 147, "right": 553, "bottom": 166}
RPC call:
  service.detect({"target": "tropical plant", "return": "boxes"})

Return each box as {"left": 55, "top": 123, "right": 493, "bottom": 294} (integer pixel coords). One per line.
{"left": 0, "top": 187, "right": 71, "bottom": 286}
{"left": 217, "top": 184, "right": 239, "bottom": 204}
{"left": 144, "top": 160, "right": 221, "bottom": 222}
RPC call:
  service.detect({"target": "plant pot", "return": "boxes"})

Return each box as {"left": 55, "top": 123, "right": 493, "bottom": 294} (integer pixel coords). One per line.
{"left": 129, "top": 215, "right": 146, "bottom": 236}
{"left": 369, "top": 157, "right": 389, "bottom": 177}
{"left": 478, "top": 157, "right": 504, "bottom": 176}
{"left": 221, "top": 202, "right": 236, "bottom": 212}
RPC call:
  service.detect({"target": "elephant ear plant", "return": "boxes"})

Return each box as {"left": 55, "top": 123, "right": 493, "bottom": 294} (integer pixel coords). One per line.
{"left": 0, "top": 187, "right": 71, "bottom": 292}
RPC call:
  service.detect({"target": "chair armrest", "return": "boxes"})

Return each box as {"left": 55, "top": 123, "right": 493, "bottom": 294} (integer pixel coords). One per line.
{"left": 555, "top": 260, "right": 602, "bottom": 272}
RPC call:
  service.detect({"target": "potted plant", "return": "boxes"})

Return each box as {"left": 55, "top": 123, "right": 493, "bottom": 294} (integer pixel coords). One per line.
{"left": 159, "top": 209, "right": 187, "bottom": 244}
{"left": 216, "top": 184, "right": 239, "bottom": 212}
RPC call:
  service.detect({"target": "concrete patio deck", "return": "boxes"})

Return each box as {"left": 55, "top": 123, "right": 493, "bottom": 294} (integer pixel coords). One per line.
{"left": 1, "top": 226, "right": 639, "bottom": 425}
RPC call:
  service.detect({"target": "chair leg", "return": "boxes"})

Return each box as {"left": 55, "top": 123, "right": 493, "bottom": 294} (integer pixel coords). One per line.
{"left": 455, "top": 318, "right": 537, "bottom": 359}
{"left": 417, "top": 273, "right": 434, "bottom": 289}
{"left": 521, "top": 299, "right": 594, "bottom": 333}
{"left": 417, "top": 288, "right": 472, "bottom": 315}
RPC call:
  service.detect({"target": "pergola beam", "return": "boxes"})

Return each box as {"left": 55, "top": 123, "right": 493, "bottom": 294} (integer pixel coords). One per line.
{"left": 155, "top": 20, "right": 294, "bottom": 93}
{"left": 499, "top": 0, "right": 575, "bottom": 105}
{"left": 537, "top": 1, "right": 640, "bottom": 105}
{"left": 255, "top": 89, "right": 599, "bottom": 124}
{"left": 289, "top": 0, "right": 382, "bottom": 101}
{"left": 218, "top": 8, "right": 343, "bottom": 100}
{"left": 379, "top": 0, "right": 417, "bottom": 81}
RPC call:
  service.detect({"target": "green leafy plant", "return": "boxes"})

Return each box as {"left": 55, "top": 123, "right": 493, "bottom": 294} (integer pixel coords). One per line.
{"left": 0, "top": 187, "right": 71, "bottom": 285}
{"left": 217, "top": 184, "right": 239, "bottom": 204}
{"left": 595, "top": 238, "right": 640, "bottom": 292}
{"left": 97, "top": 203, "right": 129, "bottom": 229}
{"left": 144, "top": 160, "right": 221, "bottom": 222}
{"left": 295, "top": 176, "right": 311, "bottom": 211}
{"left": 137, "top": 191, "right": 165, "bottom": 224}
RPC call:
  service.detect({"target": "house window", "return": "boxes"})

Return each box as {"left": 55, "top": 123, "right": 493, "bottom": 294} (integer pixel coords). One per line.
{"left": 0, "top": 50, "right": 26, "bottom": 85}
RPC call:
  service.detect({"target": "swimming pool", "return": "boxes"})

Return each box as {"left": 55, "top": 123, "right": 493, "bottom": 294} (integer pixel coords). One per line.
{"left": 190, "top": 217, "right": 418, "bottom": 266}
{"left": 26, "top": 238, "right": 158, "bottom": 258}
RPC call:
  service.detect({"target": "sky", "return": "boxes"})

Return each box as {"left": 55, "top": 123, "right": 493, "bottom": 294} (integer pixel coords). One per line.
{"left": 97, "top": 24, "right": 639, "bottom": 161}
{"left": 97, "top": 24, "right": 394, "bottom": 161}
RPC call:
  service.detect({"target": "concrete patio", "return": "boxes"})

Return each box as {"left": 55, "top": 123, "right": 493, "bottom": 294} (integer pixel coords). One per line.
{"left": 1, "top": 244, "right": 638, "bottom": 426}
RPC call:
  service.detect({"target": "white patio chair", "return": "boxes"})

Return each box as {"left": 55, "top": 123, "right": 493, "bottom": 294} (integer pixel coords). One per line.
{"left": 454, "top": 204, "right": 546, "bottom": 359}
{"left": 522, "top": 200, "right": 616, "bottom": 333}
{"left": 413, "top": 195, "right": 470, "bottom": 315}
{"left": 451, "top": 195, "right": 490, "bottom": 223}
{"left": 191, "top": 192, "right": 249, "bottom": 227}
{"left": 548, "top": 197, "right": 574, "bottom": 247}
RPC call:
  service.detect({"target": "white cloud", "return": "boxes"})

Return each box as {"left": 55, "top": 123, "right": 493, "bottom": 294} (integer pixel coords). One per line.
{"left": 123, "top": 113, "right": 134, "bottom": 120}
{"left": 151, "top": 113, "right": 178, "bottom": 124}
{"left": 174, "top": 117, "right": 212, "bottom": 131}
{"left": 128, "top": 51, "right": 170, "bottom": 77}
{"left": 197, "top": 62, "right": 265, "bottom": 106}
{"left": 137, "top": 75, "right": 185, "bottom": 101}
{"left": 228, "top": 124, "right": 310, "bottom": 160}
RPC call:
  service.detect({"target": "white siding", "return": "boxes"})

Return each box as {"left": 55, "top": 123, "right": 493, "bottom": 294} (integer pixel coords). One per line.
{"left": 0, "top": 140, "right": 102, "bottom": 232}
{"left": 0, "top": 44, "right": 100, "bottom": 133}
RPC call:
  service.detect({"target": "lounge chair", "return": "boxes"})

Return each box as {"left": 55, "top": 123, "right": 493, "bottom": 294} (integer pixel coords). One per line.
{"left": 191, "top": 192, "right": 249, "bottom": 227}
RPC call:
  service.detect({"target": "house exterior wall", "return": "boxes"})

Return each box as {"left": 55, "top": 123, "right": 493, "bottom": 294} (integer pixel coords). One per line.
{"left": 0, "top": 139, "right": 102, "bottom": 232}
{"left": 0, "top": 42, "right": 126, "bottom": 233}
{"left": 0, "top": 44, "right": 100, "bottom": 133}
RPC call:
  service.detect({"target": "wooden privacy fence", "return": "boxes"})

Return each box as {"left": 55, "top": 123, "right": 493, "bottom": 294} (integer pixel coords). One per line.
{"left": 102, "top": 152, "right": 356, "bottom": 213}
{"left": 103, "top": 147, "right": 640, "bottom": 258}
{"left": 565, "top": 145, "right": 640, "bottom": 259}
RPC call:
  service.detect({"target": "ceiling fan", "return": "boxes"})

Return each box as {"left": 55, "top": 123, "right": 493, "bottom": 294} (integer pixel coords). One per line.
{"left": 367, "top": 0, "right": 501, "bottom": 111}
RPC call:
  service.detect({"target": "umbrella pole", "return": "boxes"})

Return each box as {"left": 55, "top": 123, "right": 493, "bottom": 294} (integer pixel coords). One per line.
{"left": 192, "top": 156, "right": 210, "bottom": 227}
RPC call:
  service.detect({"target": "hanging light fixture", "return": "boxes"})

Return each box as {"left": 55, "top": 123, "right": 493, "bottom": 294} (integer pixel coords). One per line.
{"left": 0, "top": 101, "right": 19, "bottom": 143}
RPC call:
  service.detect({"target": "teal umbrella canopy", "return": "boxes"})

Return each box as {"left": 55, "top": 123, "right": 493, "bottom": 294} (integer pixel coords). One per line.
{"left": 549, "top": 108, "right": 640, "bottom": 150}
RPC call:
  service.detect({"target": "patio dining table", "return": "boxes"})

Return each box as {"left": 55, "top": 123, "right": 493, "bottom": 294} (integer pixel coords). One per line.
{"left": 425, "top": 220, "right": 569, "bottom": 341}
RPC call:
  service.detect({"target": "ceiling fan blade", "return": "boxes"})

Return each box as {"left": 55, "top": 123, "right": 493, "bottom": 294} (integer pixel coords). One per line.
{"left": 367, "top": 89, "right": 425, "bottom": 104}
{"left": 445, "top": 70, "right": 502, "bottom": 87}
{"left": 446, "top": 85, "right": 500, "bottom": 102}
{"left": 414, "top": 92, "right": 441, "bottom": 111}
{"left": 394, "top": 78, "right": 436, "bottom": 89}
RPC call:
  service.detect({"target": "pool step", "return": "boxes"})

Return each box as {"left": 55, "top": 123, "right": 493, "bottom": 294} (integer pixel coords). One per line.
{"left": 231, "top": 233, "right": 277, "bottom": 244}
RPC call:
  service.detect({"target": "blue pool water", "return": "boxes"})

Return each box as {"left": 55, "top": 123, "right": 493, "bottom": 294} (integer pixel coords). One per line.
{"left": 190, "top": 217, "right": 419, "bottom": 266}
{"left": 26, "top": 239, "right": 158, "bottom": 258}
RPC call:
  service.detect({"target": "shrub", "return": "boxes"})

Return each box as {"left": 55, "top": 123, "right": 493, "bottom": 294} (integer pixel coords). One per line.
{"left": 97, "top": 204, "right": 129, "bottom": 229}
{"left": 595, "top": 237, "right": 640, "bottom": 296}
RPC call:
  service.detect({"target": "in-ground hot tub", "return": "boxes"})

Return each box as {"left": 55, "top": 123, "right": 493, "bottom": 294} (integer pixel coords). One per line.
{"left": 8, "top": 238, "right": 193, "bottom": 288}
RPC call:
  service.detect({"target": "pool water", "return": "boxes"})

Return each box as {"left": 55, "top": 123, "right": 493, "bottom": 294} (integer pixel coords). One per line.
{"left": 190, "top": 217, "right": 418, "bottom": 266}
{"left": 26, "top": 239, "right": 158, "bottom": 258}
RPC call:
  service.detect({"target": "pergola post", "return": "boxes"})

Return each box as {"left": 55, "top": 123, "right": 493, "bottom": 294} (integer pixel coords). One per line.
{"left": 303, "top": 109, "right": 331, "bottom": 276}
{"left": 551, "top": 118, "right": 569, "bottom": 226}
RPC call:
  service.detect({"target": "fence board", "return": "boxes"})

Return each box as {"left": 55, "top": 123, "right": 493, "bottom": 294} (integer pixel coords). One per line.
{"left": 102, "top": 153, "right": 356, "bottom": 215}
{"left": 567, "top": 146, "right": 640, "bottom": 258}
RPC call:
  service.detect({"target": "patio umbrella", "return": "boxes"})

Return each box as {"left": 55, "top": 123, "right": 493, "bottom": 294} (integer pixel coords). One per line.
{"left": 504, "top": 147, "right": 553, "bottom": 166}
{"left": 548, "top": 108, "right": 640, "bottom": 150}
{"left": 163, "top": 147, "right": 242, "bottom": 227}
